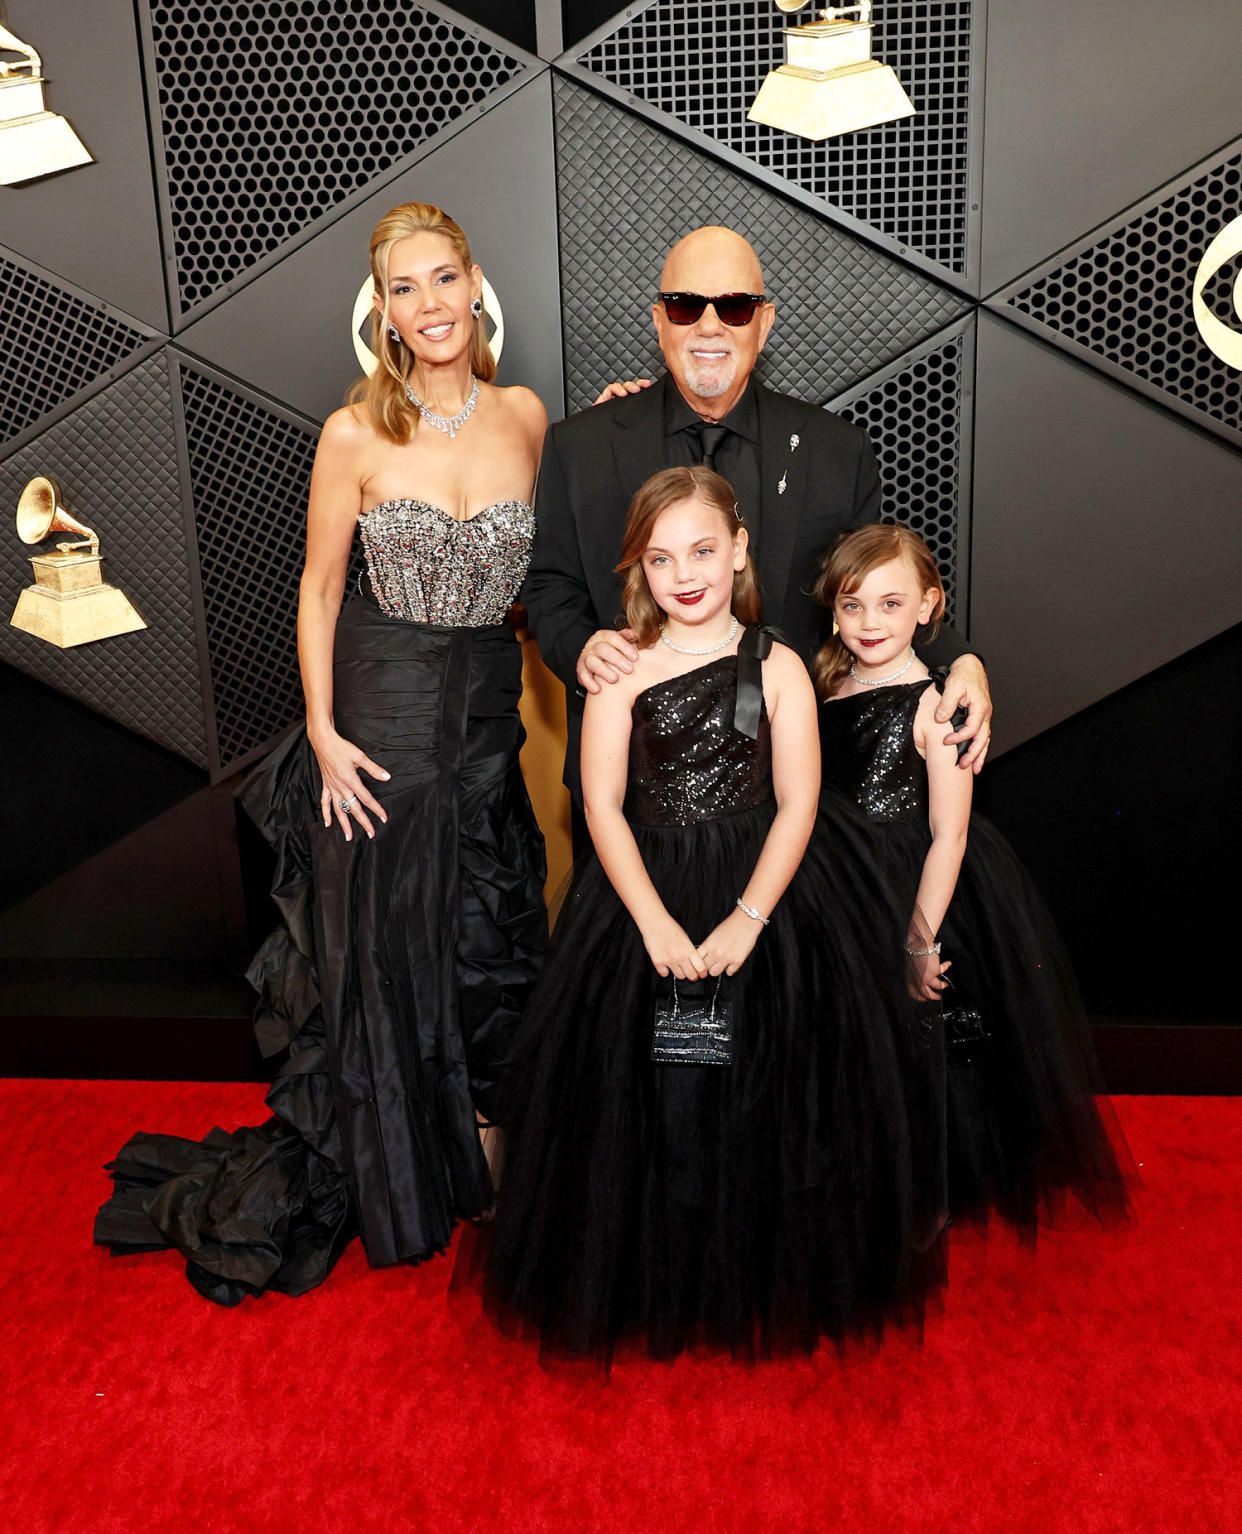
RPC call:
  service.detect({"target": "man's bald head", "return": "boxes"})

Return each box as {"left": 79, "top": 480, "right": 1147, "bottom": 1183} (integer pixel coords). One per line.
{"left": 653, "top": 225, "right": 774, "bottom": 421}
{"left": 659, "top": 226, "right": 766, "bottom": 294}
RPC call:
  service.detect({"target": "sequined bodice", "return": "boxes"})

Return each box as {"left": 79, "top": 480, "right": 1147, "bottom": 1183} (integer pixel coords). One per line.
{"left": 818, "top": 682, "right": 934, "bottom": 823}
{"left": 625, "top": 656, "right": 773, "bottom": 828}
{"left": 358, "top": 498, "right": 534, "bottom": 626}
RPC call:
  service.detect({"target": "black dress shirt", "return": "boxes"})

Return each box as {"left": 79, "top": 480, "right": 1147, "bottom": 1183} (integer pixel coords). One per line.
{"left": 662, "top": 375, "right": 763, "bottom": 550}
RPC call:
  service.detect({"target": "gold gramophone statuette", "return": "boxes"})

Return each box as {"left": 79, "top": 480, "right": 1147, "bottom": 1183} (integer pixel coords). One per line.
{"left": 749, "top": 2, "right": 916, "bottom": 142}
{"left": 8, "top": 476, "right": 146, "bottom": 648}
{"left": 0, "top": 24, "right": 93, "bottom": 186}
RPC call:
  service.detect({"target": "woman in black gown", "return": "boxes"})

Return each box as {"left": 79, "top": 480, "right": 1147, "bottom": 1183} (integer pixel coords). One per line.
{"left": 95, "top": 203, "right": 548, "bottom": 1303}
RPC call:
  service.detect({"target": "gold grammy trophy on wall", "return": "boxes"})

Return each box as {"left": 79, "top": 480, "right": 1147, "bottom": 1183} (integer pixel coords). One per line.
{"left": 748, "top": 1, "right": 916, "bottom": 141}
{"left": 9, "top": 477, "right": 146, "bottom": 648}
{"left": 0, "top": 23, "right": 93, "bottom": 185}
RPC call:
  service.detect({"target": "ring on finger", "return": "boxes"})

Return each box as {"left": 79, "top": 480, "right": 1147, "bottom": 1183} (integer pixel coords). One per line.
{"left": 338, "top": 795, "right": 356, "bottom": 811}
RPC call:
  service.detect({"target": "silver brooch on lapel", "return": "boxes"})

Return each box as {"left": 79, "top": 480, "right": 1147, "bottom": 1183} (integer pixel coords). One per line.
{"left": 789, "top": 433, "right": 800, "bottom": 452}
{"left": 777, "top": 471, "right": 787, "bottom": 495}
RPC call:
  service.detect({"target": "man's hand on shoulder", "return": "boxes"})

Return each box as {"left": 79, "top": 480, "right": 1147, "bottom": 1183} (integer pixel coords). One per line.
{"left": 936, "top": 654, "right": 992, "bottom": 773}
{"left": 577, "top": 628, "right": 640, "bottom": 693}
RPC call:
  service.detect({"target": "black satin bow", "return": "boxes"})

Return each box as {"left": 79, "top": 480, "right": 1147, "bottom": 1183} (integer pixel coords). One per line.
{"left": 733, "top": 624, "right": 777, "bottom": 739}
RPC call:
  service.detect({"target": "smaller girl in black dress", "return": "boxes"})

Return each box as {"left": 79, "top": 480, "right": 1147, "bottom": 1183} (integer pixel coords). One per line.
{"left": 813, "top": 523, "right": 1131, "bottom": 1233}
{"left": 475, "top": 469, "right": 943, "bottom": 1363}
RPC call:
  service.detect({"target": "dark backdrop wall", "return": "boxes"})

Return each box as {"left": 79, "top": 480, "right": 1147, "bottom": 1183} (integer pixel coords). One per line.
{"left": 1, "top": 0, "right": 1239, "bottom": 1083}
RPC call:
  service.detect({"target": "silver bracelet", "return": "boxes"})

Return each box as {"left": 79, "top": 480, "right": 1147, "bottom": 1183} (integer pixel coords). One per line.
{"left": 736, "top": 897, "right": 769, "bottom": 927}
{"left": 905, "top": 941, "right": 942, "bottom": 957}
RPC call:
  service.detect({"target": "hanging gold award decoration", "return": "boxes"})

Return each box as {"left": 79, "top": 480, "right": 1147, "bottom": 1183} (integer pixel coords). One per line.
{"left": 748, "top": 2, "right": 916, "bottom": 142}
{"left": 9, "top": 477, "right": 146, "bottom": 648}
{"left": 0, "top": 24, "right": 92, "bottom": 186}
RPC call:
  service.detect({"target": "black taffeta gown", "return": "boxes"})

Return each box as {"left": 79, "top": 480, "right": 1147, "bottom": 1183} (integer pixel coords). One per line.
{"left": 474, "top": 634, "right": 945, "bottom": 1363}
{"left": 818, "top": 677, "right": 1132, "bottom": 1233}
{"left": 95, "top": 498, "right": 548, "bottom": 1304}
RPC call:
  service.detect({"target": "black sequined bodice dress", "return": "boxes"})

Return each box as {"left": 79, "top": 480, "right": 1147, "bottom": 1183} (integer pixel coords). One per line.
{"left": 95, "top": 500, "right": 548, "bottom": 1303}
{"left": 475, "top": 640, "right": 944, "bottom": 1363}
{"left": 818, "top": 680, "right": 1130, "bottom": 1230}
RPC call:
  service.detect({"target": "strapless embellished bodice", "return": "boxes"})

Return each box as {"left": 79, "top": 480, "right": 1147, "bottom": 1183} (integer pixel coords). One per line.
{"left": 625, "top": 656, "right": 773, "bottom": 828}
{"left": 818, "top": 681, "right": 934, "bottom": 823}
{"left": 358, "top": 498, "right": 534, "bottom": 626}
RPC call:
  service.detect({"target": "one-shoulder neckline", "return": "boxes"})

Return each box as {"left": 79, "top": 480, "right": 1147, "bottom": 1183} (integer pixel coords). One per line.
{"left": 821, "top": 678, "right": 936, "bottom": 707}
{"left": 359, "top": 497, "right": 533, "bottom": 526}
{"left": 633, "top": 652, "right": 738, "bottom": 706}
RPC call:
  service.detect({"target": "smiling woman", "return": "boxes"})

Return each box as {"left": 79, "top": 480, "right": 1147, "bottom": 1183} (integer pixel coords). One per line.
{"left": 94, "top": 203, "right": 551, "bottom": 1304}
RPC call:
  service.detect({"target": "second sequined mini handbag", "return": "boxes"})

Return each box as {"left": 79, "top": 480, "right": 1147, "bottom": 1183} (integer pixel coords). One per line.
{"left": 651, "top": 975, "right": 733, "bottom": 1066}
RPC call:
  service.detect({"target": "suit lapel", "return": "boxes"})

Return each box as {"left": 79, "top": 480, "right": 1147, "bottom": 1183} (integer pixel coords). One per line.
{"left": 754, "top": 386, "right": 810, "bottom": 618}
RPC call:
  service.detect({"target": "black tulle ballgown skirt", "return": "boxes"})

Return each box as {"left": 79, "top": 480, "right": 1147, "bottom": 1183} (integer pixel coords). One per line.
{"left": 471, "top": 799, "right": 949, "bottom": 1364}
{"left": 95, "top": 598, "right": 547, "bottom": 1304}
{"left": 862, "top": 804, "right": 1132, "bottom": 1232}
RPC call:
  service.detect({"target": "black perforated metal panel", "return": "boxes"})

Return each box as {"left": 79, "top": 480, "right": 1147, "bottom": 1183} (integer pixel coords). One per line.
{"left": 146, "top": 0, "right": 526, "bottom": 315}
{"left": 575, "top": 0, "right": 975, "bottom": 275}
{"left": 829, "top": 323, "right": 970, "bottom": 617}
{"left": 179, "top": 364, "right": 338, "bottom": 774}
{"left": 1003, "top": 148, "right": 1242, "bottom": 445}
{"left": 0, "top": 356, "right": 210, "bottom": 767}
{"left": 554, "top": 76, "right": 968, "bottom": 415}
{"left": 0, "top": 251, "right": 150, "bottom": 450}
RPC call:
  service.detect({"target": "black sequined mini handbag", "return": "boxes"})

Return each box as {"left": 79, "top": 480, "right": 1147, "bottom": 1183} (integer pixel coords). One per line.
{"left": 651, "top": 975, "right": 733, "bottom": 1066}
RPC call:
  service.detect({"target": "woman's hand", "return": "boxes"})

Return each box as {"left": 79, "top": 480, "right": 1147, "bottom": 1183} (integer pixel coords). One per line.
{"left": 593, "top": 378, "right": 654, "bottom": 405}
{"left": 698, "top": 908, "right": 762, "bottom": 977}
{"left": 310, "top": 726, "right": 391, "bottom": 842}
{"left": 642, "top": 916, "right": 709, "bottom": 980}
{"left": 907, "top": 951, "right": 952, "bottom": 1003}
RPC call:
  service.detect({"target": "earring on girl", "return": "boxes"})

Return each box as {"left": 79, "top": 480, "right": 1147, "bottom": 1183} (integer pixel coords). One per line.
{"left": 832, "top": 618, "right": 840, "bottom": 636}
{"left": 470, "top": 298, "right": 483, "bottom": 319}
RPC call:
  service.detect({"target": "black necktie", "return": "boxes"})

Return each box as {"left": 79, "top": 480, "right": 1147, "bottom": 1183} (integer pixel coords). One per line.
{"left": 690, "top": 422, "right": 729, "bottom": 469}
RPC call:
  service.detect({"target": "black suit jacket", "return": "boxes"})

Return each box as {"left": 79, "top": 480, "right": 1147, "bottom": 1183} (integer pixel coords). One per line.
{"left": 523, "top": 376, "right": 970, "bottom": 794}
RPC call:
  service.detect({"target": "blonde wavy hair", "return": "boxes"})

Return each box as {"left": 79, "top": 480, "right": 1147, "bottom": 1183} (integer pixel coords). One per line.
{"left": 811, "top": 523, "right": 946, "bottom": 698}
{"left": 615, "top": 466, "right": 762, "bottom": 648}
{"left": 347, "top": 202, "right": 496, "bottom": 444}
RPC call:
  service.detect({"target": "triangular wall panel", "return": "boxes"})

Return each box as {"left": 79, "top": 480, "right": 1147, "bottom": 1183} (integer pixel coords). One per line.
{"left": 570, "top": 0, "right": 980, "bottom": 283}
{"left": 995, "top": 142, "right": 1242, "bottom": 450}
{"left": 554, "top": 77, "right": 969, "bottom": 414}
{"left": 142, "top": 0, "right": 537, "bottom": 321}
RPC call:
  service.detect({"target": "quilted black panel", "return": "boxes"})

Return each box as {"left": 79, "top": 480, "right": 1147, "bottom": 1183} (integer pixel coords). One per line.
{"left": 0, "top": 356, "right": 210, "bottom": 767}
{"left": 146, "top": 0, "right": 528, "bottom": 315}
{"left": 575, "top": 0, "right": 975, "bottom": 275}
{"left": 554, "top": 76, "right": 969, "bottom": 414}
{"left": 180, "top": 365, "right": 339, "bottom": 774}
{"left": 829, "top": 324, "right": 969, "bottom": 618}
{"left": 1002, "top": 146, "right": 1242, "bottom": 446}
{"left": 0, "top": 250, "right": 150, "bottom": 450}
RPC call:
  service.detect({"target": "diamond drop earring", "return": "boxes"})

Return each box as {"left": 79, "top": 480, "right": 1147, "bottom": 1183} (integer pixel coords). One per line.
{"left": 388, "top": 324, "right": 400, "bottom": 342}
{"left": 470, "top": 298, "right": 483, "bottom": 320}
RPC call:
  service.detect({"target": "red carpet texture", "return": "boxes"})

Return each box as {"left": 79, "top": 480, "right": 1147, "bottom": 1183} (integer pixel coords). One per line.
{"left": 1, "top": 1083, "right": 1240, "bottom": 1534}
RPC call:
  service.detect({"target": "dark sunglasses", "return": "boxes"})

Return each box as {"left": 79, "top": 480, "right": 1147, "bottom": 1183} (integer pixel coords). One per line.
{"left": 658, "top": 291, "right": 768, "bottom": 326}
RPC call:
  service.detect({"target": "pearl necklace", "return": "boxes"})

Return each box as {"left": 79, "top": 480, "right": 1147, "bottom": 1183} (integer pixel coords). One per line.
{"left": 405, "top": 374, "right": 478, "bottom": 438}
{"left": 849, "top": 648, "right": 915, "bottom": 686}
{"left": 659, "top": 615, "right": 739, "bottom": 655}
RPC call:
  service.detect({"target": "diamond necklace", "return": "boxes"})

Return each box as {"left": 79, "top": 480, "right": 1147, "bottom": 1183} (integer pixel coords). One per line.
{"left": 849, "top": 648, "right": 915, "bottom": 686}
{"left": 405, "top": 374, "right": 478, "bottom": 438}
{"left": 659, "top": 615, "right": 739, "bottom": 655}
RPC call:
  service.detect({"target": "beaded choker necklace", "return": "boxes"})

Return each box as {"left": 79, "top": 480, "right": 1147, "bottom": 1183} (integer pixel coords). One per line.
{"left": 659, "top": 616, "right": 739, "bottom": 656}
{"left": 848, "top": 649, "right": 915, "bottom": 686}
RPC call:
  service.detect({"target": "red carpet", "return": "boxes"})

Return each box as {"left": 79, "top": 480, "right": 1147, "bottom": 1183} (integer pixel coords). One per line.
{"left": 2, "top": 1083, "right": 1240, "bottom": 1533}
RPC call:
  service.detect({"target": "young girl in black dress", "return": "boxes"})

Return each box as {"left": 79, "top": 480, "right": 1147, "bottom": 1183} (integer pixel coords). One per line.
{"left": 813, "top": 523, "right": 1131, "bottom": 1233}
{"left": 477, "top": 468, "right": 943, "bottom": 1363}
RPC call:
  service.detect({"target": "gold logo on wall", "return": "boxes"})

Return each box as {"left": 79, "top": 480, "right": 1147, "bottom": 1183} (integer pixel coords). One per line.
{"left": 1192, "top": 214, "right": 1242, "bottom": 371}
{"left": 351, "top": 276, "right": 505, "bottom": 375}
{"left": 0, "top": 24, "right": 92, "bottom": 186}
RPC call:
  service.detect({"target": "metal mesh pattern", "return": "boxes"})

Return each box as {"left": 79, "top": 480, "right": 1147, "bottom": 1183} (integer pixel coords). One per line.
{"left": 576, "top": 0, "right": 973, "bottom": 274}
{"left": 1004, "top": 150, "right": 1242, "bottom": 442}
{"left": 554, "top": 76, "right": 967, "bottom": 414}
{"left": 0, "top": 357, "right": 209, "bottom": 766}
{"left": 181, "top": 366, "right": 324, "bottom": 772}
{"left": 0, "top": 252, "right": 149, "bottom": 450}
{"left": 147, "top": 1, "right": 525, "bottom": 314}
{"left": 830, "top": 329, "right": 965, "bottom": 614}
